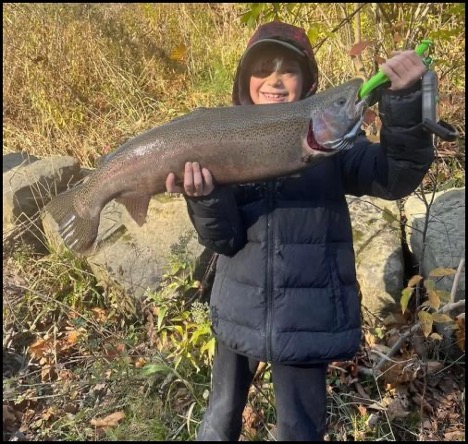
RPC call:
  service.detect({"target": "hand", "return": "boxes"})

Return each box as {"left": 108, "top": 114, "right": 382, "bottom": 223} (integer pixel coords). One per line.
{"left": 380, "top": 50, "right": 427, "bottom": 91}
{"left": 165, "top": 162, "right": 215, "bottom": 197}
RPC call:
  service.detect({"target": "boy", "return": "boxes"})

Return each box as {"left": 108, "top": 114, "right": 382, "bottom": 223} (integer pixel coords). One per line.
{"left": 166, "top": 21, "right": 433, "bottom": 441}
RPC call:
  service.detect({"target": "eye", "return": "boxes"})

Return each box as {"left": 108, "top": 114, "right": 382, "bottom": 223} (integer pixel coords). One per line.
{"left": 252, "top": 69, "right": 273, "bottom": 78}
{"left": 335, "top": 97, "right": 347, "bottom": 106}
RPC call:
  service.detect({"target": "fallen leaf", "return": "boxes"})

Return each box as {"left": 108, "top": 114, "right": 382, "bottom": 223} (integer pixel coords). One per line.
{"left": 91, "top": 307, "right": 108, "bottom": 323}
{"left": 29, "top": 338, "right": 53, "bottom": 359}
{"left": 349, "top": 40, "right": 372, "bottom": 56}
{"left": 134, "top": 357, "right": 146, "bottom": 368}
{"left": 90, "top": 411, "right": 125, "bottom": 429}
{"left": 66, "top": 329, "right": 82, "bottom": 345}
{"left": 357, "top": 404, "right": 367, "bottom": 416}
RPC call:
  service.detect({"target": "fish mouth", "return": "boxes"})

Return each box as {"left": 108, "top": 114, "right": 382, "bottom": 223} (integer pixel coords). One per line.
{"left": 307, "top": 122, "right": 334, "bottom": 153}
{"left": 311, "top": 95, "right": 369, "bottom": 153}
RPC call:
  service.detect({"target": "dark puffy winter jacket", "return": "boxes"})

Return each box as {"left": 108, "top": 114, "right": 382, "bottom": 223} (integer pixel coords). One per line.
{"left": 184, "top": 22, "right": 434, "bottom": 364}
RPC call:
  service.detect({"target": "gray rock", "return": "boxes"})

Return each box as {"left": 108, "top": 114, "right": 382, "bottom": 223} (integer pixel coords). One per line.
{"left": 3, "top": 152, "right": 41, "bottom": 173}
{"left": 3, "top": 155, "right": 81, "bottom": 248}
{"left": 347, "top": 196, "right": 404, "bottom": 321}
{"left": 43, "top": 191, "right": 205, "bottom": 299}
{"left": 404, "top": 188, "right": 465, "bottom": 301}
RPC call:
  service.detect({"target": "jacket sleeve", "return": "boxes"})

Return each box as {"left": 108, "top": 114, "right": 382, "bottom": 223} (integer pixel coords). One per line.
{"left": 340, "top": 81, "right": 435, "bottom": 199}
{"left": 184, "top": 185, "right": 246, "bottom": 256}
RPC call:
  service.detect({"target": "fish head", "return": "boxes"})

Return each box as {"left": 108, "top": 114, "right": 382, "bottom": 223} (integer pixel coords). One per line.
{"left": 304, "top": 78, "right": 367, "bottom": 156}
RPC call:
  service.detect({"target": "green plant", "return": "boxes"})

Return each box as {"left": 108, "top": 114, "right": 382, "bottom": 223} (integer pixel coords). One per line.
{"left": 144, "top": 234, "right": 215, "bottom": 372}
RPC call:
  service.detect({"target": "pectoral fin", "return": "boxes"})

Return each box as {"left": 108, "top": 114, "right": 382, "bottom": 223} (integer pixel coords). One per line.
{"left": 116, "top": 194, "right": 151, "bottom": 226}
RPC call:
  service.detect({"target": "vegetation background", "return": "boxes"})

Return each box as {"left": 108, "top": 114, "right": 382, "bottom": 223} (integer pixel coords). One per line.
{"left": 3, "top": 3, "right": 465, "bottom": 441}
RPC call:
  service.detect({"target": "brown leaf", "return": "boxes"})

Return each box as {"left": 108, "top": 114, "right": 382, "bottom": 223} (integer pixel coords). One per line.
{"left": 134, "top": 357, "right": 146, "bottom": 368}
{"left": 357, "top": 404, "right": 367, "bottom": 416}
{"left": 41, "top": 364, "right": 56, "bottom": 382}
{"left": 29, "top": 338, "right": 52, "bottom": 359}
{"left": 90, "top": 411, "right": 125, "bottom": 429}
{"left": 91, "top": 307, "right": 108, "bottom": 323}
{"left": 66, "top": 329, "right": 82, "bottom": 345}
{"left": 349, "top": 40, "right": 372, "bottom": 57}
{"left": 374, "top": 55, "right": 386, "bottom": 65}
{"left": 393, "top": 32, "right": 402, "bottom": 44}
{"left": 407, "top": 274, "right": 423, "bottom": 288}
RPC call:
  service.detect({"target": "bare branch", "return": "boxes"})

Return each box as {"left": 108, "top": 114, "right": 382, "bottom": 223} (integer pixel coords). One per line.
{"left": 450, "top": 253, "right": 465, "bottom": 303}
{"left": 374, "top": 299, "right": 465, "bottom": 371}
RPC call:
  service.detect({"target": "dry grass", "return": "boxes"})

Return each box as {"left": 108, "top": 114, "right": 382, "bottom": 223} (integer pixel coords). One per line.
{"left": 4, "top": 3, "right": 465, "bottom": 173}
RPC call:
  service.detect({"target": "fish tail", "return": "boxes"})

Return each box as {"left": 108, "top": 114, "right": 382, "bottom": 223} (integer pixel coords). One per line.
{"left": 44, "top": 188, "right": 99, "bottom": 254}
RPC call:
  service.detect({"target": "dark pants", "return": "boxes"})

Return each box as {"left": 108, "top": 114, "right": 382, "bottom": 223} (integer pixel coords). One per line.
{"left": 196, "top": 341, "right": 328, "bottom": 441}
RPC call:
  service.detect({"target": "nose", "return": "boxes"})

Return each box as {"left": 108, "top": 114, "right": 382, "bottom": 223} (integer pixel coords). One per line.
{"left": 265, "top": 70, "right": 283, "bottom": 86}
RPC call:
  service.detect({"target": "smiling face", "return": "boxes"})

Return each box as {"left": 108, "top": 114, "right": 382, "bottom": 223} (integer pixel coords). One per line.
{"left": 248, "top": 46, "right": 305, "bottom": 105}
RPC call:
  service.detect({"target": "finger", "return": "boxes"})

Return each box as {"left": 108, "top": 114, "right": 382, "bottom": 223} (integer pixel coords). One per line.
{"left": 184, "top": 162, "right": 195, "bottom": 195}
{"left": 201, "top": 168, "right": 215, "bottom": 195}
{"left": 191, "top": 162, "right": 204, "bottom": 195}
{"left": 165, "top": 172, "right": 183, "bottom": 194}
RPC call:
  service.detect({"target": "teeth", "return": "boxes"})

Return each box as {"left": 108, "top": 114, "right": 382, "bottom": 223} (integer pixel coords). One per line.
{"left": 262, "top": 93, "right": 286, "bottom": 98}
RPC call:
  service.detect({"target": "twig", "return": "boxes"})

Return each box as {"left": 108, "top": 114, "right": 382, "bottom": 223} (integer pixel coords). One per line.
{"left": 312, "top": 3, "right": 368, "bottom": 52}
{"left": 450, "top": 253, "right": 465, "bottom": 303}
{"left": 374, "top": 299, "right": 466, "bottom": 371}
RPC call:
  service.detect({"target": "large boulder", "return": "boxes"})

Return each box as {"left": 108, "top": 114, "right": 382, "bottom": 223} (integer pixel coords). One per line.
{"left": 347, "top": 196, "right": 404, "bottom": 321}
{"left": 3, "top": 154, "right": 82, "bottom": 249}
{"left": 404, "top": 187, "right": 465, "bottom": 301}
{"left": 42, "top": 190, "right": 205, "bottom": 299}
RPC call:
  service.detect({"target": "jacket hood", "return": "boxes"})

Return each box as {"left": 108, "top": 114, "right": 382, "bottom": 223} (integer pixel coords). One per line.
{"left": 232, "top": 21, "right": 319, "bottom": 105}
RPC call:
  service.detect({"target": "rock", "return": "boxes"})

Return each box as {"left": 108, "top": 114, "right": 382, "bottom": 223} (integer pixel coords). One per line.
{"left": 43, "top": 191, "right": 205, "bottom": 299}
{"left": 3, "top": 152, "right": 41, "bottom": 173}
{"left": 405, "top": 188, "right": 465, "bottom": 359}
{"left": 404, "top": 188, "right": 465, "bottom": 301}
{"left": 3, "top": 155, "right": 82, "bottom": 249}
{"left": 347, "top": 196, "right": 404, "bottom": 321}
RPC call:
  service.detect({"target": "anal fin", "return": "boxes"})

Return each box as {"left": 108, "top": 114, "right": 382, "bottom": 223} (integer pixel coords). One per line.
{"left": 116, "top": 194, "right": 151, "bottom": 226}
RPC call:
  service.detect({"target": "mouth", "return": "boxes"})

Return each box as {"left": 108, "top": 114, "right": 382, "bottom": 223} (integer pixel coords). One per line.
{"left": 260, "top": 91, "right": 289, "bottom": 102}
{"left": 307, "top": 122, "right": 334, "bottom": 153}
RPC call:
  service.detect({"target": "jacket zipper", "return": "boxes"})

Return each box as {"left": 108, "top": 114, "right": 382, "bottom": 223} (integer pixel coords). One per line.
{"left": 265, "top": 181, "right": 274, "bottom": 361}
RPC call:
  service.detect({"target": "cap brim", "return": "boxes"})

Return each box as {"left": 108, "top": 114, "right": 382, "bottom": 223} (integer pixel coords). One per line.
{"left": 240, "top": 39, "right": 305, "bottom": 67}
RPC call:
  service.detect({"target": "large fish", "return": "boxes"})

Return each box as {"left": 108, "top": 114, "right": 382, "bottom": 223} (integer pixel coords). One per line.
{"left": 45, "top": 78, "right": 367, "bottom": 254}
